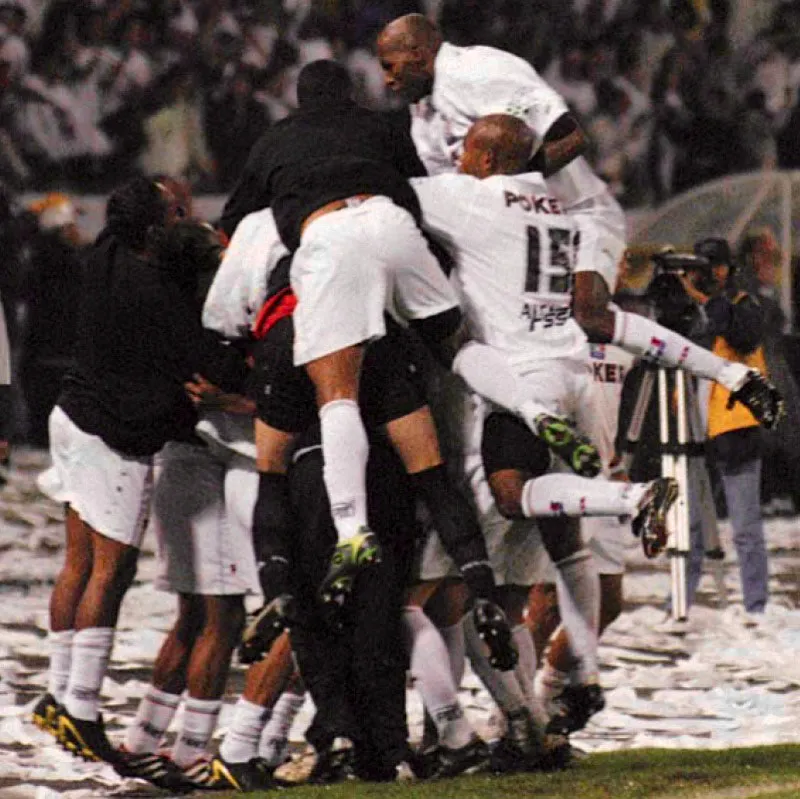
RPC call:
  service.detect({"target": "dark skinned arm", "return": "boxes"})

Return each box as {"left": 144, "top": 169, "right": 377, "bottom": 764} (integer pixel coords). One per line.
{"left": 527, "top": 113, "right": 588, "bottom": 178}
{"left": 572, "top": 271, "right": 616, "bottom": 342}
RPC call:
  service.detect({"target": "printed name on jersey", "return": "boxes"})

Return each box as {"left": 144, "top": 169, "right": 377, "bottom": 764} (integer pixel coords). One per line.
{"left": 504, "top": 191, "right": 563, "bottom": 214}
{"left": 593, "top": 361, "right": 627, "bottom": 384}
{"left": 521, "top": 301, "right": 572, "bottom": 331}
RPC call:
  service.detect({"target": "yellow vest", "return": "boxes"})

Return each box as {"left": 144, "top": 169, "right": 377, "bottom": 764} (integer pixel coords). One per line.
{"left": 706, "top": 293, "right": 767, "bottom": 439}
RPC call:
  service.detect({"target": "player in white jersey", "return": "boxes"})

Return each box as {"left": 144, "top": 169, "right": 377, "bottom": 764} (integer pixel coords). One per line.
{"left": 532, "top": 341, "right": 636, "bottom": 737}
{"left": 408, "top": 116, "right": 682, "bottom": 762}
{"left": 377, "top": 14, "right": 783, "bottom": 442}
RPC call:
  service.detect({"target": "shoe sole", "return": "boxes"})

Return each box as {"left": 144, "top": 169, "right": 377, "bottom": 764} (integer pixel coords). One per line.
{"left": 319, "top": 535, "right": 382, "bottom": 604}
{"left": 636, "top": 478, "right": 679, "bottom": 558}
{"left": 535, "top": 416, "right": 602, "bottom": 478}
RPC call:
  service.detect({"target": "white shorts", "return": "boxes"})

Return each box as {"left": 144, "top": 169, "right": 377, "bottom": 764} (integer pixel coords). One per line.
{"left": 417, "top": 509, "right": 552, "bottom": 587}
{"left": 152, "top": 440, "right": 260, "bottom": 596}
{"left": 514, "top": 356, "right": 615, "bottom": 468}
{"left": 45, "top": 405, "right": 152, "bottom": 548}
{"left": 291, "top": 196, "right": 458, "bottom": 365}
{"left": 571, "top": 197, "right": 627, "bottom": 295}
{"left": 582, "top": 515, "right": 628, "bottom": 576}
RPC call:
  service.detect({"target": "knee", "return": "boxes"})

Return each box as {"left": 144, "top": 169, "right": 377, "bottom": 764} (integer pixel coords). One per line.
{"left": 91, "top": 547, "right": 138, "bottom": 593}
{"left": 203, "top": 597, "right": 246, "bottom": 645}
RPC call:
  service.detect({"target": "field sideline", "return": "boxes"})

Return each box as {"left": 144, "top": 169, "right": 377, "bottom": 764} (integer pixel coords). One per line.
{"left": 209, "top": 746, "right": 800, "bottom": 799}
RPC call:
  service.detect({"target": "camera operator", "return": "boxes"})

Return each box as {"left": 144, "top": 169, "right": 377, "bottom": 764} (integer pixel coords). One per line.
{"left": 678, "top": 237, "right": 770, "bottom": 617}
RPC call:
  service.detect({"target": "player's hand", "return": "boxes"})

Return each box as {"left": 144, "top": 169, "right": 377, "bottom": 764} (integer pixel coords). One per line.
{"left": 184, "top": 374, "right": 256, "bottom": 414}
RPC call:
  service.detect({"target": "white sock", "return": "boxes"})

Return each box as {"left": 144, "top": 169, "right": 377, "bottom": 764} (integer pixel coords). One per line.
{"left": 452, "top": 342, "right": 520, "bottom": 409}
{"left": 612, "top": 310, "right": 749, "bottom": 389}
{"left": 319, "top": 399, "right": 369, "bottom": 541}
{"left": 47, "top": 629, "right": 74, "bottom": 703}
{"left": 259, "top": 690, "right": 305, "bottom": 766}
{"left": 463, "top": 611, "right": 525, "bottom": 716}
{"left": 64, "top": 627, "right": 114, "bottom": 721}
{"left": 554, "top": 550, "right": 600, "bottom": 684}
{"left": 439, "top": 619, "right": 466, "bottom": 689}
{"left": 402, "top": 607, "right": 473, "bottom": 750}
{"left": 512, "top": 625, "right": 537, "bottom": 701}
{"left": 172, "top": 696, "right": 222, "bottom": 767}
{"left": 521, "top": 473, "right": 647, "bottom": 517}
{"left": 220, "top": 697, "right": 271, "bottom": 764}
{"left": 535, "top": 657, "right": 570, "bottom": 704}
{"left": 125, "top": 686, "right": 181, "bottom": 754}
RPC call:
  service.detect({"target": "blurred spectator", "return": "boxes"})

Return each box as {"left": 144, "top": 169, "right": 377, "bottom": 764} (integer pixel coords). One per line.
{"left": 739, "top": 228, "right": 800, "bottom": 514}
{"left": 17, "top": 192, "right": 86, "bottom": 446}
{"left": 0, "top": 0, "right": 798, "bottom": 207}
{"left": 139, "top": 66, "right": 215, "bottom": 186}
{"left": 205, "top": 66, "right": 270, "bottom": 190}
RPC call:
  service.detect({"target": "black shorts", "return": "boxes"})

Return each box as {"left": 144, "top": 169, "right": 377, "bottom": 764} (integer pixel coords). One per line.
{"left": 481, "top": 411, "right": 552, "bottom": 479}
{"left": 249, "top": 316, "right": 427, "bottom": 434}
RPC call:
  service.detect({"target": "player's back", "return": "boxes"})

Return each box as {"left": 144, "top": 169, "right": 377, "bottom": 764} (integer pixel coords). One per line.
{"left": 413, "top": 172, "right": 587, "bottom": 364}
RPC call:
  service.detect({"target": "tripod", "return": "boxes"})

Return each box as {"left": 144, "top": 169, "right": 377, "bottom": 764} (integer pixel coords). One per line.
{"left": 621, "top": 365, "right": 726, "bottom": 621}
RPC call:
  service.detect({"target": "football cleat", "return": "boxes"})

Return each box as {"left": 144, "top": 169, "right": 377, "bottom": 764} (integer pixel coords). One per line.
{"left": 119, "top": 749, "right": 194, "bottom": 793}
{"left": 319, "top": 529, "right": 382, "bottom": 610}
{"left": 488, "top": 707, "right": 544, "bottom": 774}
{"left": 239, "top": 593, "right": 297, "bottom": 665}
{"left": 545, "top": 682, "right": 606, "bottom": 736}
{"left": 632, "top": 477, "right": 679, "bottom": 558}
{"left": 472, "top": 599, "right": 518, "bottom": 671}
{"left": 182, "top": 755, "right": 278, "bottom": 791}
{"left": 433, "top": 737, "right": 490, "bottom": 778}
{"left": 728, "top": 371, "right": 785, "bottom": 430}
{"left": 533, "top": 413, "right": 602, "bottom": 478}
{"left": 31, "top": 692, "right": 59, "bottom": 736}
{"left": 307, "top": 737, "right": 356, "bottom": 784}
{"left": 55, "top": 706, "right": 127, "bottom": 767}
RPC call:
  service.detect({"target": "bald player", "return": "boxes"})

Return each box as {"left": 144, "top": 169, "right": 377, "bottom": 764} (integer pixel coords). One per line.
{"left": 377, "top": 15, "right": 783, "bottom": 437}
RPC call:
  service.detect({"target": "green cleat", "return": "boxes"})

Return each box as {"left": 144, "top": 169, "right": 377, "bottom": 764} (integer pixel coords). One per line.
{"left": 319, "top": 529, "right": 382, "bottom": 610}
{"left": 533, "top": 413, "right": 602, "bottom": 478}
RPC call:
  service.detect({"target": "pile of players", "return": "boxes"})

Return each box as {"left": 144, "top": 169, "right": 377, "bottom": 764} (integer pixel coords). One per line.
{"left": 30, "top": 13, "right": 784, "bottom": 794}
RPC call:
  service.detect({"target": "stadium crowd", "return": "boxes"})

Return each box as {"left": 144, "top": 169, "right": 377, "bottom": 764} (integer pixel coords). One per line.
{"left": 0, "top": 1, "right": 797, "bottom": 796}
{"left": 0, "top": 0, "right": 799, "bottom": 204}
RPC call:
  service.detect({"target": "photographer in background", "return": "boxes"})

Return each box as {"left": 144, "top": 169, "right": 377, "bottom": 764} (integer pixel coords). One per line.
{"left": 678, "top": 238, "right": 770, "bottom": 617}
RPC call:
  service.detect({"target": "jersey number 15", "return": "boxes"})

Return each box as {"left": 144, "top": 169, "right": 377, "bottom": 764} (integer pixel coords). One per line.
{"left": 525, "top": 226, "right": 580, "bottom": 296}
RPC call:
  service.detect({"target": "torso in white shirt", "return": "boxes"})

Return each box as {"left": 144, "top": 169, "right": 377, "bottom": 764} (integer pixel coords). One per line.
{"left": 411, "top": 42, "right": 619, "bottom": 215}
{"left": 412, "top": 171, "right": 589, "bottom": 365}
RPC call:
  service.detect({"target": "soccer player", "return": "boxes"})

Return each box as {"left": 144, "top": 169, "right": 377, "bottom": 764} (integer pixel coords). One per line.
{"left": 219, "top": 59, "right": 462, "bottom": 607}
{"left": 32, "top": 183, "right": 248, "bottom": 776}
{"left": 377, "top": 14, "right": 783, "bottom": 440}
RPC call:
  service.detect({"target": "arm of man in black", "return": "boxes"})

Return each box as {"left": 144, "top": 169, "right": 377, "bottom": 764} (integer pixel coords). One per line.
{"left": 218, "top": 132, "right": 276, "bottom": 240}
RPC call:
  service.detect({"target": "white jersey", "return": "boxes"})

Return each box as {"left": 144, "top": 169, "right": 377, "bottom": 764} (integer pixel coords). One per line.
{"left": 412, "top": 171, "right": 589, "bottom": 365}
{"left": 202, "top": 208, "right": 288, "bottom": 340}
{"left": 586, "top": 343, "right": 636, "bottom": 464}
{"left": 412, "top": 42, "right": 621, "bottom": 216}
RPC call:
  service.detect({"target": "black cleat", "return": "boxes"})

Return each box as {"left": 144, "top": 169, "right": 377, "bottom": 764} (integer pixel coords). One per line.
{"left": 472, "top": 599, "right": 518, "bottom": 671}
{"left": 239, "top": 594, "right": 296, "bottom": 665}
{"left": 182, "top": 755, "right": 278, "bottom": 791}
{"left": 728, "top": 371, "right": 784, "bottom": 430}
{"left": 31, "top": 693, "right": 59, "bottom": 736}
{"left": 319, "top": 530, "right": 382, "bottom": 610}
{"left": 307, "top": 737, "right": 356, "bottom": 784}
{"left": 433, "top": 737, "right": 490, "bottom": 778}
{"left": 533, "top": 413, "right": 602, "bottom": 478}
{"left": 120, "top": 750, "right": 194, "bottom": 793}
{"left": 547, "top": 683, "right": 606, "bottom": 735}
{"left": 490, "top": 707, "right": 544, "bottom": 773}
{"left": 632, "top": 477, "right": 679, "bottom": 558}
{"left": 55, "top": 706, "right": 127, "bottom": 768}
